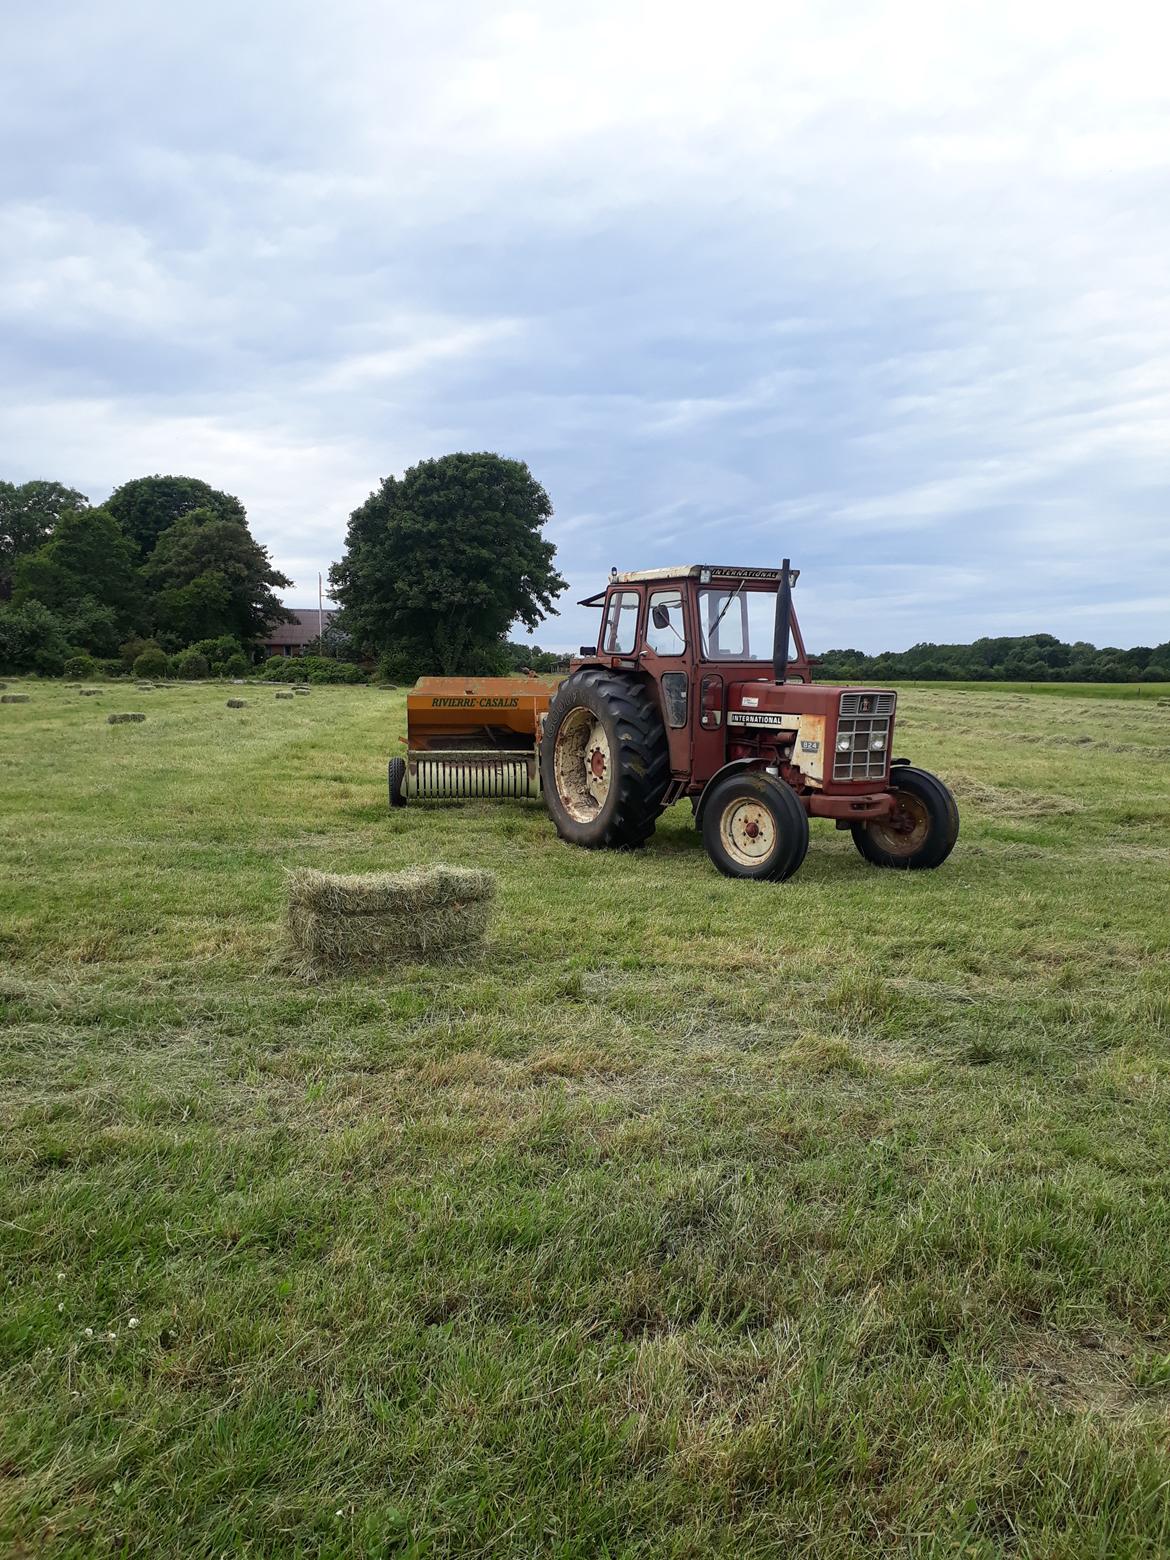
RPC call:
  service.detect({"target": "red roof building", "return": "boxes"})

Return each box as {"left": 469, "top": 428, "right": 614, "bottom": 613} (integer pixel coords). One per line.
{"left": 262, "top": 609, "right": 335, "bottom": 657}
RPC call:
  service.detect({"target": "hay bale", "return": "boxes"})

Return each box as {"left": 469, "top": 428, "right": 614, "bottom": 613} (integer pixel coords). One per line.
{"left": 78, "top": 688, "right": 102, "bottom": 697}
{"left": 293, "top": 687, "right": 311, "bottom": 696}
{"left": 107, "top": 711, "right": 146, "bottom": 724}
{"left": 285, "top": 865, "right": 496, "bottom": 973}
{"left": 2, "top": 693, "right": 29, "bottom": 704}
{"left": 226, "top": 698, "right": 247, "bottom": 708}
{"left": 274, "top": 690, "right": 295, "bottom": 700}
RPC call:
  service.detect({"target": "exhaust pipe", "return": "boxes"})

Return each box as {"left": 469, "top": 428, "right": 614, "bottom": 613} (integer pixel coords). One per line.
{"left": 773, "top": 557, "right": 792, "bottom": 685}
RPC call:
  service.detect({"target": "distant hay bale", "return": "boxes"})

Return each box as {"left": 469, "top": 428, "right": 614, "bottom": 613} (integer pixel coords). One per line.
{"left": 78, "top": 688, "right": 102, "bottom": 697}
{"left": 293, "top": 687, "right": 311, "bottom": 696}
{"left": 226, "top": 698, "right": 247, "bottom": 708}
{"left": 285, "top": 865, "right": 496, "bottom": 973}
{"left": 274, "top": 690, "right": 295, "bottom": 700}
{"left": 107, "top": 711, "right": 146, "bottom": 724}
{"left": 2, "top": 693, "right": 29, "bottom": 704}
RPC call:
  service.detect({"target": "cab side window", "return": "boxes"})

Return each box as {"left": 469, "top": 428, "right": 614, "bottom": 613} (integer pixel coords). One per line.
{"left": 645, "top": 589, "right": 686, "bottom": 656}
{"left": 601, "top": 590, "right": 640, "bottom": 654}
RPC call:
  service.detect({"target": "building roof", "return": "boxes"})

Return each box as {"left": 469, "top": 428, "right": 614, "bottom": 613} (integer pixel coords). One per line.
{"left": 263, "top": 608, "right": 335, "bottom": 647}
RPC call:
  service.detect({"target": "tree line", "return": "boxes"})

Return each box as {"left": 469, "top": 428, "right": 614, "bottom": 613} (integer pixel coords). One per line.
{"left": 0, "top": 476, "right": 294, "bottom": 678}
{"left": 5, "top": 455, "right": 1164, "bottom": 684}
{"left": 814, "top": 633, "right": 1170, "bottom": 684}
{"left": 0, "top": 454, "right": 567, "bottom": 681}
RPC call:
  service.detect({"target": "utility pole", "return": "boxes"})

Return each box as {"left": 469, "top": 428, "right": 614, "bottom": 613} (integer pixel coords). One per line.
{"left": 318, "top": 573, "right": 325, "bottom": 654}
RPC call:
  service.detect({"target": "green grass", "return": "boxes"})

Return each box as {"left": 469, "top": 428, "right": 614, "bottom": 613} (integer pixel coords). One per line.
{"left": 2, "top": 679, "right": 1170, "bottom": 1557}
{"left": 881, "top": 680, "right": 1170, "bottom": 701}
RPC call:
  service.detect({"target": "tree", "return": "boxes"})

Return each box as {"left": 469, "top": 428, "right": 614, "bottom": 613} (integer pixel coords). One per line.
{"left": 329, "top": 453, "right": 566, "bottom": 674}
{"left": 105, "top": 475, "right": 246, "bottom": 559}
{"left": 0, "top": 480, "right": 90, "bottom": 599}
{"left": 13, "top": 506, "right": 140, "bottom": 634}
{"left": 133, "top": 646, "right": 169, "bottom": 679}
{"left": 141, "top": 507, "right": 292, "bottom": 644}
{"left": 0, "top": 600, "right": 76, "bottom": 674}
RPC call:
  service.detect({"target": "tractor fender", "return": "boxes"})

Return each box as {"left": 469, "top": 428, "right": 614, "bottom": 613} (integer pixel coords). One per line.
{"left": 693, "top": 758, "right": 778, "bottom": 825}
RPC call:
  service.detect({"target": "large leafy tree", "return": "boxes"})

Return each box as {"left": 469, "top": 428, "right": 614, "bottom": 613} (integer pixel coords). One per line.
{"left": 141, "top": 507, "right": 292, "bottom": 644}
{"left": 0, "top": 480, "right": 90, "bottom": 599}
{"left": 105, "top": 475, "right": 245, "bottom": 559}
{"left": 329, "top": 453, "right": 565, "bottom": 674}
{"left": 13, "top": 506, "right": 140, "bottom": 636}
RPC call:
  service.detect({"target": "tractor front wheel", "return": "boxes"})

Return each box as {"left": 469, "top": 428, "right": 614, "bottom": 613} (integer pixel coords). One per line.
{"left": 701, "top": 771, "right": 810, "bottom": 882}
{"left": 851, "top": 765, "right": 958, "bottom": 870}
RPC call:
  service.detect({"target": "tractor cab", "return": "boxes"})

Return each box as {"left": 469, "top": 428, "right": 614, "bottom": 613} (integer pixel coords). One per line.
{"left": 579, "top": 564, "right": 809, "bottom": 677}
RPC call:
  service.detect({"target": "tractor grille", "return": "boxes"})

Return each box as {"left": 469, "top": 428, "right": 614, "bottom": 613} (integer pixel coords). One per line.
{"left": 833, "top": 692, "right": 896, "bottom": 783}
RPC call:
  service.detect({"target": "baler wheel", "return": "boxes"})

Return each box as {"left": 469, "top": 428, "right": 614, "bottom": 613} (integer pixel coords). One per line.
{"left": 541, "top": 669, "right": 670, "bottom": 850}
{"left": 701, "top": 771, "right": 809, "bottom": 882}
{"left": 388, "top": 757, "right": 407, "bottom": 809}
{"left": 851, "top": 765, "right": 958, "bottom": 870}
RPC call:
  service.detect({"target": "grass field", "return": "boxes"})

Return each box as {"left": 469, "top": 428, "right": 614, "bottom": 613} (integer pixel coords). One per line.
{"left": 3, "top": 680, "right": 1170, "bottom": 1558}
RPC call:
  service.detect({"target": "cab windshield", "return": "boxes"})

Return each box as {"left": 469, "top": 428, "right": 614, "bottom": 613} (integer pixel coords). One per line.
{"left": 698, "top": 586, "right": 787, "bottom": 661}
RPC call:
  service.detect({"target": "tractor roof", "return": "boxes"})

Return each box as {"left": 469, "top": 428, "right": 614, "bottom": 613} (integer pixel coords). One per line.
{"left": 578, "top": 564, "right": 799, "bottom": 606}
{"left": 612, "top": 565, "right": 796, "bottom": 584}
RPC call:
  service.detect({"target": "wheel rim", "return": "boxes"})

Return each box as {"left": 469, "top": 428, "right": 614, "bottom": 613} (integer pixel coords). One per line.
{"left": 867, "top": 790, "right": 930, "bottom": 857}
{"left": 718, "top": 797, "right": 779, "bottom": 867}
{"left": 554, "top": 706, "right": 612, "bottom": 822}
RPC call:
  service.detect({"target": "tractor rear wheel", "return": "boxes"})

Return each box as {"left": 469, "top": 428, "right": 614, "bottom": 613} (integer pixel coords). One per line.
{"left": 541, "top": 669, "right": 670, "bottom": 849}
{"left": 701, "top": 771, "right": 810, "bottom": 882}
{"left": 851, "top": 765, "right": 959, "bottom": 870}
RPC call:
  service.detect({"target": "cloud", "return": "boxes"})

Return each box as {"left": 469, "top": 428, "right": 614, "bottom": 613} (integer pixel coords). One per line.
{"left": 1, "top": 0, "right": 1168, "bottom": 649}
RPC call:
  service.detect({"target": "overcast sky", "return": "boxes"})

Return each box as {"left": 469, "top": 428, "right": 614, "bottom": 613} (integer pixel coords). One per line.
{"left": 3, "top": 0, "right": 1168, "bottom": 652}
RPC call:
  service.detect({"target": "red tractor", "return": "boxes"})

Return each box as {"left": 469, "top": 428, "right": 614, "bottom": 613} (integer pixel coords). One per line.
{"left": 540, "top": 561, "right": 959, "bottom": 880}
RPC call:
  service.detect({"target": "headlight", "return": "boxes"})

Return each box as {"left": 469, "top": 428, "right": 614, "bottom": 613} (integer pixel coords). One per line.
{"left": 836, "top": 735, "right": 851, "bottom": 752}
{"left": 870, "top": 733, "right": 886, "bottom": 750}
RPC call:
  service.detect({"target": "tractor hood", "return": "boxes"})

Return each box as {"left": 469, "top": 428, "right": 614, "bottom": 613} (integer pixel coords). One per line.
{"left": 726, "top": 681, "right": 898, "bottom": 788}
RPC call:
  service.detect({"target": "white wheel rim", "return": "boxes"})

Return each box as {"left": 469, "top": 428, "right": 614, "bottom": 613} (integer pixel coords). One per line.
{"left": 719, "top": 797, "right": 777, "bottom": 867}
{"left": 554, "top": 707, "right": 612, "bottom": 822}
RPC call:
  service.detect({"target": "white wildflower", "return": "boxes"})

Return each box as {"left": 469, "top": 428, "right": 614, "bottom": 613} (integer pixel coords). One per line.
{"left": 128, "top": 1317, "right": 139, "bottom": 1329}
{"left": 84, "top": 1327, "right": 93, "bottom": 1337}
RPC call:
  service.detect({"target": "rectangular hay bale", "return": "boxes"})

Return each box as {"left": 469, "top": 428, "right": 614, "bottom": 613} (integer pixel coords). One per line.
{"left": 285, "top": 865, "right": 495, "bottom": 972}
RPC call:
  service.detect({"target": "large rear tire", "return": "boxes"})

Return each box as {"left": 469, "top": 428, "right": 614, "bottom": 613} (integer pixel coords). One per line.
{"left": 701, "top": 771, "right": 810, "bottom": 882}
{"left": 541, "top": 668, "right": 670, "bottom": 849}
{"left": 851, "top": 765, "right": 959, "bottom": 870}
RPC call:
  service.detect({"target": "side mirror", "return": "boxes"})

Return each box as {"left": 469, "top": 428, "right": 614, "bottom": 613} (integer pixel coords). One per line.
{"left": 651, "top": 604, "right": 670, "bottom": 630}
